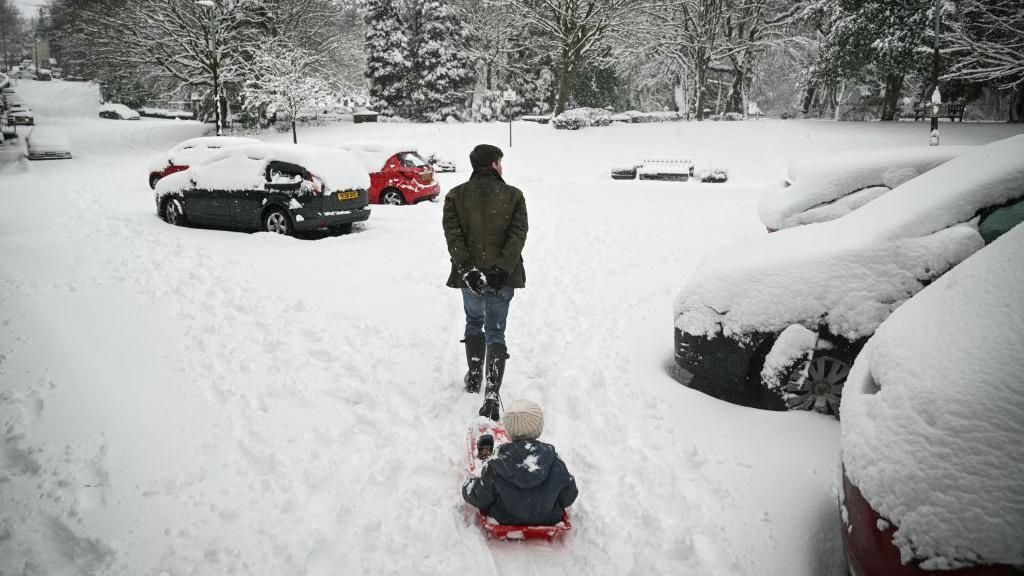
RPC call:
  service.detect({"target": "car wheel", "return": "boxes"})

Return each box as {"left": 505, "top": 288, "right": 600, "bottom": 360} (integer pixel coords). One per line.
{"left": 264, "top": 208, "right": 291, "bottom": 235}
{"left": 163, "top": 197, "right": 186, "bottom": 226}
{"left": 380, "top": 188, "right": 405, "bottom": 205}
{"left": 783, "top": 355, "right": 849, "bottom": 417}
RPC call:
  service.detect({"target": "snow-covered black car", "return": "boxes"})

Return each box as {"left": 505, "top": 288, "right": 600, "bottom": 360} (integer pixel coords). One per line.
{"left": 155, "top": 144, "right": 371, "bottom": 236}
{"left": 759, "top": 146, "right": 973, "bottom": 232}
{"left": 672, "top": 135, "right": 1024, "bottom": 417}
{"left": 840, "top": 223, "right": 1024, "bottom": 576}
{"left": 98, "top": 103, "right": 140, "bottom": 120}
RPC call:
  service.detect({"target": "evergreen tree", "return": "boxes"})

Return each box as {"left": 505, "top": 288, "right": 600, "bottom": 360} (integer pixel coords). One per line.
{"left": 410, "top": 0, "right": 475, "bottom": 121}
{"left": 365, "top": 0, "right": 411, "bottom": 116}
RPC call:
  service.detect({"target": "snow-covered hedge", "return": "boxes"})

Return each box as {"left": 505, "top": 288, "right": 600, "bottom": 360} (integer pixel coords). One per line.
{"left": 841, "top": 223, "right": 1024, "bottom": 570}
{"left": 674, "top": 135, "right": 1024, "bottom": 342}
{"left": 552, "top": 107, "right": 613, "bottom": 130}
{"left": 760, "top": 145, "right": 975, "bottom": 231}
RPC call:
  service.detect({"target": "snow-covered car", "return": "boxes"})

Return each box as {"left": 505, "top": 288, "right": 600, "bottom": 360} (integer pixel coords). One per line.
{"left": 672, "top": 135, "right": 1024, "bottom": 416}
{"left": 98, "top": 102, "right": 140, "bottom": 120}
{"left": 8, "top": 108, "right": 33, "bottom": 126}
{"left": 26, "top": 127, "right": 71, "bottom": 160}
{"left": 759, "top": 146, "right": 974, "bottom": 232}
{"left": 336, "top": 141, "right": 440, "bottom": 205}
{"left": 155, "top": 143, "right": 371, "bottom": 236}
{"left": 148, "top": 136, "right": 262, "bottom": 189}
{"left": 839, "top": 223, "right": 1024, "bottom": 576}
{"left": 426, "top": 153, "right": 456, "bottom": 173}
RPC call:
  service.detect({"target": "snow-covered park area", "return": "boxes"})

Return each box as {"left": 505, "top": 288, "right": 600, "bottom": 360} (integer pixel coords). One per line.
{"left": 1, "top": 79, "right": 1022, "bottom": 576}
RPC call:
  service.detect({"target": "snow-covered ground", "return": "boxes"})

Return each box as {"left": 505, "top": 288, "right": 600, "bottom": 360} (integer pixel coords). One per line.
{"left": 1, "top": 79, "right": 1022, "bottom": 576}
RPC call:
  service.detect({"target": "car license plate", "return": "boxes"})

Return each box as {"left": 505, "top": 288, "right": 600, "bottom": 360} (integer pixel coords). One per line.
{"left": 337, "top": 190, "right": 359, "bottom": 201}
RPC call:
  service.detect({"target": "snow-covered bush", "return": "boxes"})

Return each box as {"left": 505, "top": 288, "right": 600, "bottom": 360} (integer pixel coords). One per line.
{"left": 552, "top": 107, "right": 613, "bottom": 130}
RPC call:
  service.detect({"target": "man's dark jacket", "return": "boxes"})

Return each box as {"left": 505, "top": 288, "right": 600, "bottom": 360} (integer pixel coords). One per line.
{"left": 463, "top": 439, "right": 578, "bottom": 525}
{"left": 443, "top": 167, "right": 528, "bottom": 289}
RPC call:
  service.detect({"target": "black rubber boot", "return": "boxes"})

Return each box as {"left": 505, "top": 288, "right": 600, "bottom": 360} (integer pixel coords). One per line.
{"left": 462, "top": 334, "right": 486, "bottom": 393}
{"left": 479, "top": 343, "right": 508, "bottom": 421}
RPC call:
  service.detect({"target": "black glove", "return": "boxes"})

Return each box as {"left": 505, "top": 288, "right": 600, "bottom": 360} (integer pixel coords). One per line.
{"left": 463, "top": 268, "right": 486, "bottom": 296}
{"left": 485, "top": 266, "right": 508, "bottom": 289}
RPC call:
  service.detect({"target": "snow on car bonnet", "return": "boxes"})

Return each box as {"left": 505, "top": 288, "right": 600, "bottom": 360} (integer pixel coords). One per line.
{"left": 841, "top": 223, "right": 1024, "bottom": 570}
{"left": 759, "top": 146, "right": 973, "bottom": 230}
{"left": 155, "top": 144, "right": 370, "bottom": 196}
{"left": 336, "top": 141, "right": 418, "bottom": 172}
{"left": 674, "top": 135, "right": 1024, "bottom": 341}
{"left": 27, "top": 128, "right": 70, "bottom": 149}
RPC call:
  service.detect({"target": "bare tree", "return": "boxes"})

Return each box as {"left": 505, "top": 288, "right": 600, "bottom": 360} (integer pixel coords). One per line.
{"left": 242, "top": 41, "right": 338, "bottom": 143}
{"left": 0, "top": 0, "right": 22, "bottom": 71}
{"left": 510, "top": 0, "right": 636, "bottom": 115}
{"left": 945, "top": 0, "right": 1024, "bottom": 122}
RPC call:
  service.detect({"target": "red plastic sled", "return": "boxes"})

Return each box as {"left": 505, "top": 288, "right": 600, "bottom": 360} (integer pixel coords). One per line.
{"left": 466, "top": 418, "right": 572, "bottom": 541}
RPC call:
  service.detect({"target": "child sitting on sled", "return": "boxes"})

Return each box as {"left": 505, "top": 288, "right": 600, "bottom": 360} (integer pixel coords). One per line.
{"left": 463, "top": 400, "right": 578, "bottom": 526}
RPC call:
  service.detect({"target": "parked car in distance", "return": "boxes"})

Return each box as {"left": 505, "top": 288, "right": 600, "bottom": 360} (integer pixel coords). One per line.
{"left": 35, "top": 68, "right": 52, "bottom": 81}
{"left": 840, "top": 223, "right": 1024, "bottom": 576}
{"left": 155, "top": 143, "right": 371, "bottom": 236}
{"left": 759, "top": 146, "right": 973, "bottom": 232}
{"left": 26, "top": 127, "right": 72, "bottom": 160}
{"left": 337, "top": 141, "right": 440, "bottom": 205}
{"left": 98, "top": 102, "right": 140, "bottom": 120}
{"left": 8, "top": 108, "right": 33, "bottom": 126}
{"left": 148, "top": 136, "right": 262, "bottom": 189}
{"left": 426, "top": 153, "right": 456, "bottom": 173}
{"left": 673, "top": 135, "right": 1024, "bottom": 417}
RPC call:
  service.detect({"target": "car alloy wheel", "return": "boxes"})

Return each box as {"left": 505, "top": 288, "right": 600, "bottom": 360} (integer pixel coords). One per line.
{"left": 164, "top": 198, "right": 184, "bottom": 225}
{"left": 265, "top": 210, "right": 290, "bottom": 235}
{"left": 783, "top": 355, "right": 849, "bottom": 416}
{"left": 380, "top": 189, "right": 405, "bottom": 205}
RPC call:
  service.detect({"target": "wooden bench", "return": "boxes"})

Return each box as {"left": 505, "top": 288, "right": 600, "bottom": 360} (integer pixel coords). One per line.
{"left": 913, "top": 101, "right": 966, "bottom": 122}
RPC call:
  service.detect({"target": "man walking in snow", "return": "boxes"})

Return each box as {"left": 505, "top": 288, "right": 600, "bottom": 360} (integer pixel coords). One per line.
{"left": 443, "top": 144, "right": 528, "bottom": 421}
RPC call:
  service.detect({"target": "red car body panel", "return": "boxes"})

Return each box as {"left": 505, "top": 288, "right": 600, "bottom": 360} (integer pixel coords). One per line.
{"left": 149, "top": 164, "right": 190, "bottom": 188}
{"left": 366, "top": 152, "right": 440, "bottom": 204}
{"left": 841, "top": 471, "right": 1023, "bottom": 576}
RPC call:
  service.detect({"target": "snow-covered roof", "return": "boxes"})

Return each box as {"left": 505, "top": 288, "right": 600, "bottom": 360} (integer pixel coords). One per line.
{"left": 155, "top": 143, "right": 371, "bottom": 197}
{"left": 26, "top": 128, "right": 70, "bottom": 152}
{"left": 336, "top": 141, "right": 418, "bottom": 172}
{"left": 759, "top": 146, "right": 974, "bottom": 230}
{"left": 841, "top": 223, "right": 1024, "bottom": 570}
{"left": 674, "top": 135, "right": 1024, "bottom": 341}
{"left": 98, "top": 102, "right": 140, "bottom": 119}
{"left": 149, "top": 136, "right": 262, "bottom": 172}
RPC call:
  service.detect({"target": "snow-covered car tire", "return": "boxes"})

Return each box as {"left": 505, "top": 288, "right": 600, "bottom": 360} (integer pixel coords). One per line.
{"left": 783, "top": 354, "right": 850, "bottom": 417}
{"left": 380, "top": 188, "right": 405, "bottom": 205}
{"left": 263, "top": 208, "right": 292, "bottom": 235}
{"left": 163, "top": 197, "right": 186, "bottom": 226}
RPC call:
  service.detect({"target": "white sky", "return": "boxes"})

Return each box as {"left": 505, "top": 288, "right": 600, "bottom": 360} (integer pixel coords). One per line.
{"left": 13, "top": 0, "right": 46, "bottom": 18}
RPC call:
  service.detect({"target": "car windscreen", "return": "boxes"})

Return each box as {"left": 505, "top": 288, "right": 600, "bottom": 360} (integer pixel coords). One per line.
{"left": 398, "top": 152, "right": 427, "bottom": 168}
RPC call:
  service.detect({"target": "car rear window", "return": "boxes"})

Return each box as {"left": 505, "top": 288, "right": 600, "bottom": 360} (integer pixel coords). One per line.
{"left": 398, "top": 152, "right": 427, "bottom": 168}
{"left": 979, "top": 198, "right": 1024, "bottom": 244}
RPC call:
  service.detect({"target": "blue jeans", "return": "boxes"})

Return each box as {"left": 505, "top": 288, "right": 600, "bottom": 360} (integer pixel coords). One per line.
{"left": 462, "top": 286, "right": 515, "bottom": 346}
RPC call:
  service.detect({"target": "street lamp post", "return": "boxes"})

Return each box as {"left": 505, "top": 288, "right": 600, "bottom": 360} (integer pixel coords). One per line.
{"left": 929, "top": 0, "right": 941, "bottom": 146}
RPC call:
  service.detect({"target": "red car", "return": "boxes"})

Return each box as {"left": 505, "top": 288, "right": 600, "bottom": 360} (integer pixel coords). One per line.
{"left": 148, "top": 136, "right": 262, "bottom": 189}
{"left": 839, "top": 221, "right": 1024, "bottom": 576}
{"left": 337, "top": 142, "right": 440, "bottom": 205}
